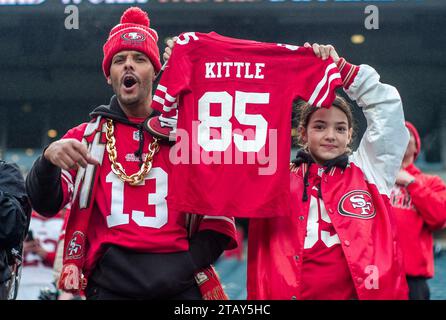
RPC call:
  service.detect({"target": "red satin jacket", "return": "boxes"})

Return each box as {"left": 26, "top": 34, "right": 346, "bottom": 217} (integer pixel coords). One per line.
{"left": 391, "top": 164, "right": 446, "bottom": 278}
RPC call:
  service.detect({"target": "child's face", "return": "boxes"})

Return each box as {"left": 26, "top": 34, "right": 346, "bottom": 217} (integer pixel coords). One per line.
{"left": 301, "top": 107, "right": 352, "bottom": 165}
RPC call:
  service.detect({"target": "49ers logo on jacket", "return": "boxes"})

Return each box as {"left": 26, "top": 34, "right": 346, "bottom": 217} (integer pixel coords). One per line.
{"left": 338, "top": 190, "right": 376, "bottom": 219}
{"left": 121, "top": 32, "right": 146, "bottom": 42}
{"left": 66, "top": 231, "right": 85, "bottom": 260}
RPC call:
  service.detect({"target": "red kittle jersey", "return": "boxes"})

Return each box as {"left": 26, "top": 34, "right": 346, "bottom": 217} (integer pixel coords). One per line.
{"left": 152, "top": 32, "right": 342, "bottom": 218}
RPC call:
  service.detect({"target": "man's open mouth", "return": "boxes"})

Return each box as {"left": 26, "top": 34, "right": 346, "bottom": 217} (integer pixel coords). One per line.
{"left": 123, "top": 75, "right": 138, "bottom": 88}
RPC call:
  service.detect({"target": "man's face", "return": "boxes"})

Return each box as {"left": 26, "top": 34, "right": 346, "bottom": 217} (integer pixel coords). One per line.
{"left": 107, "top": 50, "right": 155, "bottom": 109}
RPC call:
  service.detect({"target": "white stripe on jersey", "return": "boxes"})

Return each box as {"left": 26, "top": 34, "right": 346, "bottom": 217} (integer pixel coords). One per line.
{"left": 61, "top": 169, "right": 73, "bottom": 186}
{"left": 308, "top": 63, "right": 338, "bottom": 106}
{"left": 203, "top": 215, "right": 235, "bottom": 226}
{"left": 61, "top": 170, "right": 74, "bottom": 196}
{"left": 157, "top": 84, "right": 167, "bottom": 93}
{"left": 315, "top": 72, "right": 341, "bottom": 107}
{"left": 155, "top": 85, "right": 176, "bottom": 103}
{"left": 84, "top": 116, "right": 102, "bottom": 136}
{"left": 153, "top": 95, "right": 178, "bottom": 113}
{"left": 163, "top": 102, "right": 177, "bottom": 113}
{"left": 153, "top": 95, "right": 165, "bottom": 105}
{"left": 164, "top": 92, "right": 176, "bottom": 103}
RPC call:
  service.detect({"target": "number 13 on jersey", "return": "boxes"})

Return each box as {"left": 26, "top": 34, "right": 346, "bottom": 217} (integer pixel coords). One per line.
{"left": 198, "top": 90, "right": 269, "bottom": 153}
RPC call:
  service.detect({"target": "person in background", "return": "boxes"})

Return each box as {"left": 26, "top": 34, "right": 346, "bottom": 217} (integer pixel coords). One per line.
{"left": 390, "top": 121, "right": 446, "bottom": 300}
{"left": 16, "top": 207, "right": 66, "bottom": 300}
{"left": 0, "top": 160, "right": 31, "bottom": 300}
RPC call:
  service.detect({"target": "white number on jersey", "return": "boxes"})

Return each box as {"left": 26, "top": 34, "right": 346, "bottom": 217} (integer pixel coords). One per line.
{"left": 105, "top": 167, "right": 168, "bottom": 229}
{"left": 198, "top": 90, "right": 269, "bottom": 152}
{"left": 304, "top": 193, "right": 341, "bottom": 249}
{"left": 176, "top": 32, "right": 199, "bottom": 45}
{"left": 277, "top": 43, "right": 299, "bottom": 51}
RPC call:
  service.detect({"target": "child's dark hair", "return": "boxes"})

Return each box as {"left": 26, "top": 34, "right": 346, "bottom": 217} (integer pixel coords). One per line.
{"left": 294, "top": 95, "right": 356, "bottom": 153}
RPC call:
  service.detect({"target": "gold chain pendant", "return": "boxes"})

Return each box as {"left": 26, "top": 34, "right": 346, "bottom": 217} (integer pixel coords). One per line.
{"left": 105, "top": 119, "right": 160, "bottom": 186}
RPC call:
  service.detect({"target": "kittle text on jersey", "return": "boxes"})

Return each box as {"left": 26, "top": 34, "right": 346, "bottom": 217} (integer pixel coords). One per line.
{"left": 205, "top": 62, "right": 265, "bottom": 79}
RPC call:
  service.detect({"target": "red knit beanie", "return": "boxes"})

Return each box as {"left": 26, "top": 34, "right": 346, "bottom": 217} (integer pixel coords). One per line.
{"left": 405, "top": 121, "right": 421, "bottom": 160}
{"left": 102, "top": 7, "right": 162, "bottom": 78}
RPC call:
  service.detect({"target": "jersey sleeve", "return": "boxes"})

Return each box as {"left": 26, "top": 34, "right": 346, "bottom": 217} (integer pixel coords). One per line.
{"left": 198, "top": 216, "right": 238, "bottom": 250}
{"left": 152, "top": 35, "right": 193, "bottom": 118}
{"left": 293, "top": 47, "right": 343, "bottom": 108}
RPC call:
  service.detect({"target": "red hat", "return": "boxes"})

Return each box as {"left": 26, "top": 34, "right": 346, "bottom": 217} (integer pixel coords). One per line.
{"left": 405, "top": 121, "right": 421, "bottom": 160}
{"left": 102, "top": 7, "right": 162, "bottom": 78}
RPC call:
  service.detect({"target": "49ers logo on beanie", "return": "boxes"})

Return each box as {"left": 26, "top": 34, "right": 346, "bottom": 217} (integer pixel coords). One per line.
{"left": 121, "top": 32, "right": 146, "bottom": 42}
{"left": 338, "top": 190, "right": 376, "bottom": 219}
{"left": 102, "top": 7, "right": 161, "bottom": 78}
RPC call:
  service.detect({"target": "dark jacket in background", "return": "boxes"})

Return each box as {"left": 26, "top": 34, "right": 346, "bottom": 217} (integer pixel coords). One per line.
{"left": 0, "top": 160, "right": 31, "bottom": 300}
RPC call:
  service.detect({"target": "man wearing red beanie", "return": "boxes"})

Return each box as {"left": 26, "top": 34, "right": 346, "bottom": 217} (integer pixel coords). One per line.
{"left": 390, "top": 121, "right": 446, "bottom": 299}
{"left": 25, "top": 7, "right": 237, "bottom": 300}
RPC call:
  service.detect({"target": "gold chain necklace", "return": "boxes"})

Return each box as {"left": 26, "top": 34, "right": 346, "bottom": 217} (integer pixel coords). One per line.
{"left": 105, "top": 119, "right": 160, "bottom": 186}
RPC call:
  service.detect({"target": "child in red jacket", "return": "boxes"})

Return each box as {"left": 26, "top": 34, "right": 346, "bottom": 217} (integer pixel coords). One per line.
{"left": 248, "top": 44, "right": 409, "bottom": 300}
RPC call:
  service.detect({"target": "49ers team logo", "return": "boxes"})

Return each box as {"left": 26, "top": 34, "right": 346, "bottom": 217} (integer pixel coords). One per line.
{"left": 338, "top": 190, "right": 376, "bottom": 219}
{"left": 121, "top": 32, "right": 146, "bottom": 42}
{"left": 66, "top": 231, "right": 85, "bottom": 260}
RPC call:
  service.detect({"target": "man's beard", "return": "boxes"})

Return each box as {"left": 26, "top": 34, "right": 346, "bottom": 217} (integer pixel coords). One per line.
{"left": 112, "top": 77, "right": 152, "bottom": 110}
{"left": 117, "top": 92, "right": 140, "bottom": 107}
{"left": 114, "top": 80, "right": 147, "bottom": 108}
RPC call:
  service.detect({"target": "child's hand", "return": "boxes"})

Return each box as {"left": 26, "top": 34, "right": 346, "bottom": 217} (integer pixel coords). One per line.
{"left": 304, "top": 42, "right": 340, "bottom": 64}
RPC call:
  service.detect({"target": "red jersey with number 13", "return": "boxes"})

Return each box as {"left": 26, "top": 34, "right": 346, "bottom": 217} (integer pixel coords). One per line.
{"left": 152, "top": 32, "right": 342, "bottom": 218}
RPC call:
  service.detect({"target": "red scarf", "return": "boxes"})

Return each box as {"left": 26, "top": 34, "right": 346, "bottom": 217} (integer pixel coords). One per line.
{"left": 58, "top": 116, "right": 227, "bottom": 300}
